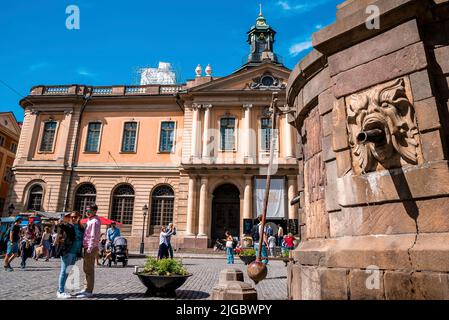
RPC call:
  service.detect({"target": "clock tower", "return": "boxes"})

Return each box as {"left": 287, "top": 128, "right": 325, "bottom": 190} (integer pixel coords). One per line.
{"left": 246, "top": 5, "right": 279, "bottom": 65}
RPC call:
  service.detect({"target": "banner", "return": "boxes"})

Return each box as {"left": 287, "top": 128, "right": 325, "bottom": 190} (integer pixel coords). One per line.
{"left": 253, "top": 177, "right": 286, "bottom": 218}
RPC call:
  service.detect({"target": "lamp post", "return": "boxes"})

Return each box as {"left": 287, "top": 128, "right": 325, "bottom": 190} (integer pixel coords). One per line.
{"left": 8, "top": 204, "right": 15, "bottom": 216}
{"left": 140, "top": 204, "right": 148, "bottom": 254}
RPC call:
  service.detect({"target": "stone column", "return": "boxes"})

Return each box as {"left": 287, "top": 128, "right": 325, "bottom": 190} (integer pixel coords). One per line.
{"left": 287, "top": 176, "right": 298, "bottom": 220}
{"left": 191, "top": 104, "right": 201, "bottom": 159}
{"left": 57, "top": 110, "right": 73, "bottom": 163}
{"left": 243, "top": 104, "right": 254, "bottom": 162}
{"left": 202, "top": 104, "right": 212, "bottom": 160}
{"left": 284, "top": 115, "right": 295, "bottom": 159}
{"left": 185, "top": 176, "right": 197, "bottom": 236}
{"left": 243, "top": 175, "right": 253, "bottom": 220}
{"left": 197, "top": 176, "right": 209, "bottom": 237}
{"left": 23, "top": 109, "right": 40, "bottom": 162}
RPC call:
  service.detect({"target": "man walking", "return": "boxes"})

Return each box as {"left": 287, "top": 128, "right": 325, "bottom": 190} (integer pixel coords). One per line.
{"left": 3, "top": 216, "right": 22, "bottom": 271}
{"left": 76, "top": 205, "right": 101, "bottom": 298}
{"left": 253, "top": 215, "right": 269, "bottom": 265}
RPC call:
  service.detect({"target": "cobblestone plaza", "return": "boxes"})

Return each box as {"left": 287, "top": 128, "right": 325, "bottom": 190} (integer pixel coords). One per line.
{"left": 0, "top": 257, "right": 287, "bottom": 300}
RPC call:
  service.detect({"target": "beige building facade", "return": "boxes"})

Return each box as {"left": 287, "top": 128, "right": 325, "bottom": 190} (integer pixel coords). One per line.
{"left": 9, "top": 13, "right": 299, "bottom": 250}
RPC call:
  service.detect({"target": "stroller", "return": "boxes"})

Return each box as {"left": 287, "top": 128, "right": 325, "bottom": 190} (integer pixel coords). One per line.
{"left": 108, "top": 236, "right": 128, "bottom": 267}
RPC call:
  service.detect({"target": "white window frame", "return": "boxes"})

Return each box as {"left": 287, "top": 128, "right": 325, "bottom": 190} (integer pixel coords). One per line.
{"left": 83, "top": 121, "right": 104, "bottom": 153}
{"left": 217, "top": 115, "right": 238, "bottom": 152}
{"left": 157, "top": 120, "right": 177, "bottom": 154}
{"left": 120, "top": 120, "right": 140, "bottom": 153}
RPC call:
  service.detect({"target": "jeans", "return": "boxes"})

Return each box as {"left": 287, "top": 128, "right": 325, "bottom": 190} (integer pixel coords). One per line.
{"left": 20, "top": 241, "right": 33, "bottom": 267}
{"left": 278, "top": 236, "right": 284, "bottom": 247}
{"left": 58, "top": 253, "right": 77, "bottom": 293}
{"left": 167, "top": 243, "right": 174, "bottom": 259}
{"left": 226, "top": 248, "right": 234, "bottom": 264}
{"left": 254, "top": 243, "right": 269, "bottom": 264}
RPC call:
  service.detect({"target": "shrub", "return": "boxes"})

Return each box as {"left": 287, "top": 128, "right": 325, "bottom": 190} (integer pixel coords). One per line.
{"left": 142, "top": 257, "right": 189, "bottom": 276}
{"left": 239, "top": 249, "right": 256, "bottom": 256}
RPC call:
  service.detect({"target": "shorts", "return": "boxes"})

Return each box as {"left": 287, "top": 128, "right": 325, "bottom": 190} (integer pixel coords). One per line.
{"left": 7, "top": 242, "right": 19, "bottom": 255}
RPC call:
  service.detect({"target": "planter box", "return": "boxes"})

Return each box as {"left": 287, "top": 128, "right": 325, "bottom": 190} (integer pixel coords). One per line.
{"left": 135, "top": 272, "right": 192, "bottom": 297}
{"left": 239, "top": 255, "right": 257, "bottom": 265}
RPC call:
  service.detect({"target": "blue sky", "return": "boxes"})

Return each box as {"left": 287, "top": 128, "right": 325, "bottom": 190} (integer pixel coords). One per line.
{"left": 0, "top": 0, "right": 341, "bottom": 121}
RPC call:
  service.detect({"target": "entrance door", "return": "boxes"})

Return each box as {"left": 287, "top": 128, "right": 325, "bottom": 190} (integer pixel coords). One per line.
{"left": 211, "top": 184, "right": 240, "bottom": 241}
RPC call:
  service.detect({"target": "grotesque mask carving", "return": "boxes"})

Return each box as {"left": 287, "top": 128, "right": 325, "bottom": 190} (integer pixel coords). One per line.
{"left": 347, "top": 78, "right": 421, "bottom": 173}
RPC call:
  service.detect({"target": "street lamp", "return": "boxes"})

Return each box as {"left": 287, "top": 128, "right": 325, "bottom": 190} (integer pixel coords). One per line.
{"left": 140, "top": 204, "right": 149, "bottom": 254}
{"left": 8, "top": 204, "right": 15, "bottom": 216}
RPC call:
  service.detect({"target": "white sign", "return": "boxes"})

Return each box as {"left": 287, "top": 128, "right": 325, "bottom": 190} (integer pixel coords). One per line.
{"left": 254, "top": 177, "right": 286, "bottom": 219}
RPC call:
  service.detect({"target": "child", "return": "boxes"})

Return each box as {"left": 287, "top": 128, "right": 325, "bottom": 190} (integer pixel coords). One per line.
{"left": 225, "top": 231, "right": 234, "bottom": 264}
{"left": 268, "top": 234, "right": 277, "bottom": 257}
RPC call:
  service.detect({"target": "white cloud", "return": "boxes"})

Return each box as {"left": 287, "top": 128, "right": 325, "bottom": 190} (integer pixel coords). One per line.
{"left": 77, "top": 67, "right": 96, "bottom": 77}
{"left": 315, "top": 24, "right": 323, "bottom": 29}
{"left": 289, "top": 41, "right": 313, "bottom": 57}
{"left": 28, "top": 62, "right": 50, "bottom": 72}
{"left": 277, "top": 0, "right": 332, "bottom": 13}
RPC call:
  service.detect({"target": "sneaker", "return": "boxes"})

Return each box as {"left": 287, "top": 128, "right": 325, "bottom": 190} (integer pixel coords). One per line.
{"left": 75, "top": 291, "right": 93, "bottom": 299}
{"left": 56, "top": 292, "right": 72, "bottom": 299}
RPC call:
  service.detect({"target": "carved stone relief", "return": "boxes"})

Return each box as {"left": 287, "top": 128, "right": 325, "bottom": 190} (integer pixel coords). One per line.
{"left": 346, "top": 78, "right": 422, "bottom": 174}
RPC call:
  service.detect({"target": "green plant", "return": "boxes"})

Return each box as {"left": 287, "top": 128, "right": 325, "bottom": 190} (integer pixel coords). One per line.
{"left": 142, "top": 257, "right": 189, "bottom": 276}
{"left": 239, "top": 248, "right": 256, "bottom": 256}
{"left": 282, "top": 250, "right": 290, "bottom": 258}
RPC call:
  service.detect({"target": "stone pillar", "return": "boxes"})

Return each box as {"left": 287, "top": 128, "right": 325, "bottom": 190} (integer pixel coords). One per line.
{"left": 23, "top": 109, "right": 40, "bottom": 161}
{"left": 57, "top": 110, "right": 73, "bottom": 162}
{"left": 243, "top": 104, "right": 254, "bottom": 162}
{"left": 185, "top": 176, "right": 197, "bottom": 236}
{"left": 191, "top": 104, "right": 201, "bottom": 159}
{"left": 284, "top": 115, "right": 295, "bottom": 159}
{"left": 243, "top": 176, "right": 253, "bottom": 220}
{"left": 202, "top": 104, "right": 212, "bottom": 160}
{"left": 197, "top": 176, "right": 209, "bottom": 238}
{"left": 287, "top": 176, "right": 298, "bottom": 220}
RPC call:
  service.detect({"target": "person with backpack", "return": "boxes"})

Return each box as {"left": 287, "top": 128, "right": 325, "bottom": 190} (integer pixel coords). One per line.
{"left": 56, "top": 211, "right": 84, "bottom": 299}
{"left": 253, "top": 215, "right": 269, "bottom": 264}
{"left": 225, "top": 231, "right": 234, "bottom": 264}
{"left": 3, "top": 216, "right": 22, "bottom": 271}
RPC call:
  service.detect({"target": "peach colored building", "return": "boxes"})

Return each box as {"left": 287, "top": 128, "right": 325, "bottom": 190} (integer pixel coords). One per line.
{"left": 9, "top": 13, "right": 299, "bottom": 250}
{"left": 0, "top": 112, "right": 21, "bottom": 215}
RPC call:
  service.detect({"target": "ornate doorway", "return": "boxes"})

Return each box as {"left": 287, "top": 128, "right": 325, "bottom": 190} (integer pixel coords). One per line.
{"left": 211, "top": 184, "right": 240, "bottom": 241}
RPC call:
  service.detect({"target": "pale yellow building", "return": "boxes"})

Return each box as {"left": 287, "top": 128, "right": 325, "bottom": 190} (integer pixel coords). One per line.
{"left": 9, "top": 13, "right": 299, "bottom": 250}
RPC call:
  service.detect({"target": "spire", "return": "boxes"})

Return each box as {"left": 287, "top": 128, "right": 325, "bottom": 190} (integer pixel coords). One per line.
{"left": 259, "top": 3, "right": 263, "bottom": 17}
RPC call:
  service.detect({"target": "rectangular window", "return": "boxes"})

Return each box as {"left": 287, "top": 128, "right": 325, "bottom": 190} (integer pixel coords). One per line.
{"left": 159, "top": 121, "right": 175, "bottom": 153}
{"left": 220, "top": 118, "right": 235, "bottom": 151}
{"left": 10, "top": 143, "right": 17, "bottom": 154}
{"left": 261, "top": 118, "right": 272, "bottom": 151}
{"left": 85, "top": 122, "right": 102, "bottom": 152}
{"left": 0, "top": 135, "right": 5, "bottom": 147}
{"left": 121, "top": 122, "right": 137, "bottom": 152}
{"left": 40, "top": 121, "right": 57, "bottom": 152}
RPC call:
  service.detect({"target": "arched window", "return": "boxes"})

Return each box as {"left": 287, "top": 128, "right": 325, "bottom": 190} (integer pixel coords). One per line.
{"left": 74, "top": 184, "right": 97, "bottom": 217}
{"left": 27, "top": 185, "right": 43, "bottom": 211}
{"left": 150, "top": 185, "right": 174, "bottom": 228}
{"left": 111, "top": 185, "right": 135, "bottom": 225}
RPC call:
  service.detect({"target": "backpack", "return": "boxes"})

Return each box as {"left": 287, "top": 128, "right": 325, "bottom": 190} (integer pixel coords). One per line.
{"left": 251, "top": 225, "right": 260, "bottom": 242}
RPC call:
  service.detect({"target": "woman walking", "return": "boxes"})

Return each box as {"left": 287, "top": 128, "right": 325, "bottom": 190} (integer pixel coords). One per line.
{"left": 40, "top": 226, "right": 52, "bottom": 261}
{"left": 225, "top": 231, "right": 234, "bottom": 264}
{"left": 56, "top": 212, "right": 84, "bottom": 299}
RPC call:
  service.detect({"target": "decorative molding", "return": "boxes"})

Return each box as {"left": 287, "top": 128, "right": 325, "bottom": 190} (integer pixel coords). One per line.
{"left": 64, "top": 109, "right": 74, "bottom": 116}
{"left": 243, "top": 104, "right": 254, "bottom": 110}
{"left": 346, "top": 78, "right": 422, "bottom": 174}
{"left": 203, "top": 104, "right": 213, "bottom": 109}
{"left": 191, "top": 103, "right": 202, "bottom": 110}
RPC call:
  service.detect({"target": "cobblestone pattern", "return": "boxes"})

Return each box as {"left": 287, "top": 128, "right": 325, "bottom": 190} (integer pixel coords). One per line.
{"left": 0, "top": 257, "right": 287, "bottom": 300}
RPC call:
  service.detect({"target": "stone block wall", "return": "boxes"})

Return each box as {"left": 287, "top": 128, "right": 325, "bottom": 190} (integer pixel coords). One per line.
{"left": 287, "top": 0, "right": 449, "bottom": 300}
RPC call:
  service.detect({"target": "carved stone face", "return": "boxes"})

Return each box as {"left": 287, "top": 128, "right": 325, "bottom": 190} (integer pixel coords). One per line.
{"left": 347, "top": 78, "right": 421, "bottom": 173}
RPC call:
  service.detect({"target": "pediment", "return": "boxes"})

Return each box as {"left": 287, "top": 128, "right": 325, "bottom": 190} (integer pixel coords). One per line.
{"left": 0, "top": 112, "right": 21, "bottom": 136}
{"left": 189, "top": 63, "right": 291, "bottom": 92}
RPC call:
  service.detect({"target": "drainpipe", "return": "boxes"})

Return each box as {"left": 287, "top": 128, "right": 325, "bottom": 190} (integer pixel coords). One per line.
{"left": 63, "top": 87, "right": 92, "bottom": 212}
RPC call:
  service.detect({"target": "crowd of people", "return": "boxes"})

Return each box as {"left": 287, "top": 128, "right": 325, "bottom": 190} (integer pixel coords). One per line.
{"left": 0, "top": 205, "right": 131, "bottom": 299}
{"left": 223, "top": 215, "right": 298, "bottom": 265}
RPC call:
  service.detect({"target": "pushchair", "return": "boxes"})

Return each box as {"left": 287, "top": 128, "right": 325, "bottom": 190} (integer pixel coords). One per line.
{"left": 108, "top": 236, "right": 128, "bottom": 267}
